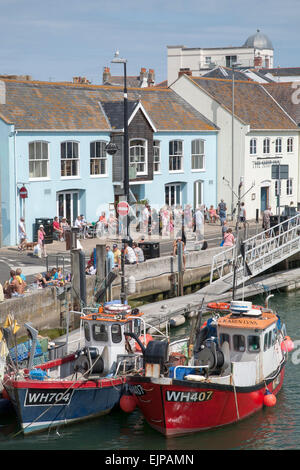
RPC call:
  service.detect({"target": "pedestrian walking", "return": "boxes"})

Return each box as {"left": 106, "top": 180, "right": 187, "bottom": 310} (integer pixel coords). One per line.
{"left": 37, "top": 225, "right": 47, "bottom": 257}
{"left": 262, "top": 206, "right": 273, "bottom": 236}
{"left": 239, "top": 202, "right": 247, "bottom": 229}
{"left": 17, "top": 217, "right": 27, "bottom": 251}
{"left": 195, "top": 206, "right": 204, "bottom": 241}
{"left": 217, "top": 199, "right": 227, "bottom": 225}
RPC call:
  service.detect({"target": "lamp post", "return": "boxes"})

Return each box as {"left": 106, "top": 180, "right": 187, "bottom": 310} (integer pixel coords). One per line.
{"left": 111, "top": 50, "right": 129, "bottom": 238}
{"left": 231, "top": 62, "right": 241, "bottom": 221}
{"left": 111, "top": 50, "right": 129, "bottom": 305}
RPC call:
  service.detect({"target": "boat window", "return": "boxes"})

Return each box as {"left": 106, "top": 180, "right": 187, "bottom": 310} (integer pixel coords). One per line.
{"left": 219, "top": 333, "right": 230, "bottom": 348}
{"left": 268, "top": 331, "right": 272, "bottom": 348}
{"left": 111, "top": 324, "right": 122, "bottom": 343}
{"left": 248, "top": 335, "right": 260, "bottom": 352}
{"left": 271, "top": 328, "right": 277, "bottom": 346}
{"left": 84, "top": 322, "right": 91, "bottom": 342}
{"left": 233, "top": 334, "right": 245, "bottom": 352}
{"left": 264, "top": 333, "right": 269, "bottom": 351}
{"left": 133, "top": 319, "right": 141, "bottom": 337}
{"left": 92, "top": 324, "right": 108, "bottom": 342}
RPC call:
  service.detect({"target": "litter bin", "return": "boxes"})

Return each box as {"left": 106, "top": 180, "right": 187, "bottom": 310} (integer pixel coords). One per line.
{"left": 138, "top": 241, "right": 160, "bottom": 260}
{"left": 33, "top": 218, "right": 53, "bottom": 244}
{"left": 270, "top": 215, "right": 288, "bottom": 234}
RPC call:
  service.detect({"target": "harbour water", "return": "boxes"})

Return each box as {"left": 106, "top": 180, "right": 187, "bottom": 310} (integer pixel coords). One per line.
{"left": 0, "top": 290, "right": 299, "bottom": 451}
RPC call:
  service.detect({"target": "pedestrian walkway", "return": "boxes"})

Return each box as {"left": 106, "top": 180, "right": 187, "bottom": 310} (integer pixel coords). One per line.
{"left": 0, "top": 218, "right": 263, "bottom": 283}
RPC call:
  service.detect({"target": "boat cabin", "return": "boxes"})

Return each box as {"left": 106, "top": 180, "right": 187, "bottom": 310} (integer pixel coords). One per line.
{"left": 216, "top": 301, "right": 283, "bottom": 384}
{"left": 80, "top": 304, "right": 144, "bottom": 375}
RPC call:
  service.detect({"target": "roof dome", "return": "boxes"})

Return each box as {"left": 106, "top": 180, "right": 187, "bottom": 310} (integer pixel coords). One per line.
{"left": 243, "top": 29, "right": 273, "bottom": 50}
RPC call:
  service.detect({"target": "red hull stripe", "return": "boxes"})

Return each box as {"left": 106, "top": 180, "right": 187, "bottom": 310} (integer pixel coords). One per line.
{"left": 5, "top": 376, "right": 125, "bottom": 390}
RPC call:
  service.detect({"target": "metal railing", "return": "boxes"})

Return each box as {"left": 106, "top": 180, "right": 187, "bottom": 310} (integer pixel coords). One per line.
{"left": 210, "top": 214, "right": 300, "bottom": 289}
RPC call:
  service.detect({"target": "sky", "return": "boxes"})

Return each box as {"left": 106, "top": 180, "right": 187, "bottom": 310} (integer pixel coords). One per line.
{"left": 1, "top": 0, "right": 300, "bottom": 85}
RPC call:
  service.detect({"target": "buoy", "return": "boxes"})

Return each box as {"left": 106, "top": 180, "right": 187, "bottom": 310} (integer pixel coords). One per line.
{"left": 263, "top": 390, "right": 276, "bottom": 407}
{"left": 128, "top": 276, "right": 136, "bottom": 295}
{"left": 207, "top": 302, "right": 230, "bottom": 310}
{"left": 135, "top": 334, "right": 153, "bottom": 352}
{"left": 281, "top": 337, "right": 294, "bottom": 352}
{"left": 120, "top": 393, "right": 137, "bottom": 413}
{"left": 1, "top": 389, "right": 9, "bottom": 401}
{"left": 169, "top": 315, "right": 185, "bottom": 328}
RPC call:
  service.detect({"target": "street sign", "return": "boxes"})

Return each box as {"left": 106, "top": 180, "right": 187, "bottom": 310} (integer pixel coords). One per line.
{"left": 117, "top": 201, "right": 130, "bottom": 216}
{"left": 19, "top": 186, "right": 28, "bottom": 199}
{"left": 105, "top": 142, "right": 118, "bottom": 155}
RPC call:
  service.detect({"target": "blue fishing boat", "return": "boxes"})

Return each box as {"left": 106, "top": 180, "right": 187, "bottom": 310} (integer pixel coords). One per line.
{"left": 3, "top": 304, "right": 146, "bottom": 435}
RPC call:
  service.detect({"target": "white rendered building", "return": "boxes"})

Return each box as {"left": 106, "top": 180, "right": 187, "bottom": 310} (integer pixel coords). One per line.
{"left": 168, "top": 30, "right": 274, "bottom": 85}
{"left": 171, "top": 74, "right": 300, "bottom": 220}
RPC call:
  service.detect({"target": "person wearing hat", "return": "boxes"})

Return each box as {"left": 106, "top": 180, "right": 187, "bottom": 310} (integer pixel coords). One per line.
{"left": 112, "top": 244, "right": 121, "bottom": 269}
{"left": 37, "top": 224, "right": 47, "bottom": 258}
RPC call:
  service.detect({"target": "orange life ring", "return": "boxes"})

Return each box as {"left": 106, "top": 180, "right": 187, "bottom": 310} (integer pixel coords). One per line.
{"left": 135, "top": 334, "right": 153, "bottom": 352}
{"left": 207, "top": 302, "right": 230, "bottom": 310}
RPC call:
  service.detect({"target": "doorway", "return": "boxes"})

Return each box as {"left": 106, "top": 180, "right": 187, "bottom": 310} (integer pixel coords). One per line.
{"left": 57, "top": 191, "right": 79, "bottom": 225}
{"left": 165, "top": 183, "right": 182, "bottom": 207}
{"left": 260, "top": 186, "right": 269, "bottom": 212}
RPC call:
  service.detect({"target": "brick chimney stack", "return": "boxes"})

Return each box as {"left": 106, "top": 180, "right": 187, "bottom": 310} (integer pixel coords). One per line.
{"left": 148, "top": 69, "right": 155, "bottom": 86}
{"left": 103, "top": 66, "right": 111, "bottom": 84}
{"left": 140, "top": 67, "right": 147, "bottom": 81}
{"left": 178, "top": 68, "right": 192, "bottom": 78}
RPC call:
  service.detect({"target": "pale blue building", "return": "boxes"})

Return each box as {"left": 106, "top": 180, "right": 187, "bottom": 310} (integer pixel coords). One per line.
{"left": 0, "top": 78, "right": 218, "bottom": 246}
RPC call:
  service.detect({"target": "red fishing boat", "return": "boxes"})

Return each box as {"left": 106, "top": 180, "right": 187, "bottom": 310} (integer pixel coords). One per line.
{"left": 125, "top": 299, "right": 294, "bottom": 436}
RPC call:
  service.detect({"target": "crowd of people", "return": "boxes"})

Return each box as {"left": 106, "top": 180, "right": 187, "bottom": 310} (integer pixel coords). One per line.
{"left": 1, "top": 266, "right": 70, "bottom": 300}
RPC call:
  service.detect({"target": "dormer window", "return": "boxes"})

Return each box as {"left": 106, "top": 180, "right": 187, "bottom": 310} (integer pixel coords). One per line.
{"left": 129, "top": 139, "right": 147, "bottom": 175}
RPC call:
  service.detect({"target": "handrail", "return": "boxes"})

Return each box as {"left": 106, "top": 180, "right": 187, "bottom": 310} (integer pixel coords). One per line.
{"left": 210, "top": 214, "right": 300, "bottom": 287}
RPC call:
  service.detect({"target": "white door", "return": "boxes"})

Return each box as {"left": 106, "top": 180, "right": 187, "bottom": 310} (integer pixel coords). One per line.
{"left": 165, "top": 184, "right": 182, "bottom": 206}
{"left": 194, "top": 180, "right": 203, "bottom": 209}
{"left": 57, "top": 191, "right": 79, "bottom": 225}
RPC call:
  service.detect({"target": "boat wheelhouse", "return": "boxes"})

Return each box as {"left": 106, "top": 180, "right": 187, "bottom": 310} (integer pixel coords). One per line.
{"left": 3, "top": 304, "right": 146, "bottom": 435}
{"left": 126, "top": 300, "right": 292, "bottom": 436}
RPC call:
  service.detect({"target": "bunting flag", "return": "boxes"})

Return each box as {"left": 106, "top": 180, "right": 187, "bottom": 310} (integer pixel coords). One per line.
{"left": 3, "top": 314, "right": 13, "bottom": 329}
{"left": 3, "top": 315, "right": 20, "bottom": 334}
{"left": 13, "top": 320, "right": 20, "bottom": 335}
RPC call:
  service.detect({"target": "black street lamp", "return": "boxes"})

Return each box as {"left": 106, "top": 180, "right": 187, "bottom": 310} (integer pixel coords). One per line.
{"left": 111, "top": 50, "right": 130, "bottom": 238}
{"left": 111, "top": 51, "right": 130, "bottom": 305}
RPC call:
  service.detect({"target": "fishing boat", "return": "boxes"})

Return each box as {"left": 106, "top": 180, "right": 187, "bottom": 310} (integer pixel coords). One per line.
{"left": 125, "top": 298, "right": 294, "bottom": 436}
{"left": 3, "top": 303, "right": 153, "bottom": 435}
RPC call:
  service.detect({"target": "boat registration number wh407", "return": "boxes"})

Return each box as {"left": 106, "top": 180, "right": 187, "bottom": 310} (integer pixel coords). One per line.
{"left": 25, "top": 389, "right": 74, "bottom": 407}
{"left": 165, "top": 390, "right": 213, "bottom": 403}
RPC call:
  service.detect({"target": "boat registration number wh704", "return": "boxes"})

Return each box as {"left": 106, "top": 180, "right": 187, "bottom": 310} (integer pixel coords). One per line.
{"left": 25, "top": 389, "right": 74, "bottom": 406}
{"left": 165, "top": 390, "right": 214, "bottom": 402}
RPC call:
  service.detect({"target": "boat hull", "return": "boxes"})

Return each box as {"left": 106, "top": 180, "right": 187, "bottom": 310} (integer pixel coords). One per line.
{"left": 127, "top": 365, "right": 285, "bottom": 436}
{"left": 4, "top": 376, "right": 125, "bottom": 435}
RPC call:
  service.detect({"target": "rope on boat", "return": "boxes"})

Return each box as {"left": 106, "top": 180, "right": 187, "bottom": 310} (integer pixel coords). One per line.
{"left": 231, "top": 373, "right": 240, "bottom": 421}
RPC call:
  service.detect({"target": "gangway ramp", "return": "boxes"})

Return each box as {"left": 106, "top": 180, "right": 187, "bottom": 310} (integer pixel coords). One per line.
{"left": 200, "top": 214, "right": 300, "bottom": 296}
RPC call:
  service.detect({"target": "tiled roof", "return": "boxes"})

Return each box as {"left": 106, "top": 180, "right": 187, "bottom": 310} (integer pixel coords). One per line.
{"left": 101, "top": 100, "right": 139, "bottom": 129}
{"left": 202, "top": 67, "right": 253, "bottom": 82}
{"left": 263, "top": 81, "right": 300, "bottom": 125}
{"left": 103, "top": 76, "right": 142, "bottom": 87}
{"left": 188, "top": 76, "right": 298, "bottom": 130}
{"left": 260, "top": 67, "right": 300, "bottom": 77}
{"left": 0, "top": 79, "right": 217, "bottom": 132}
